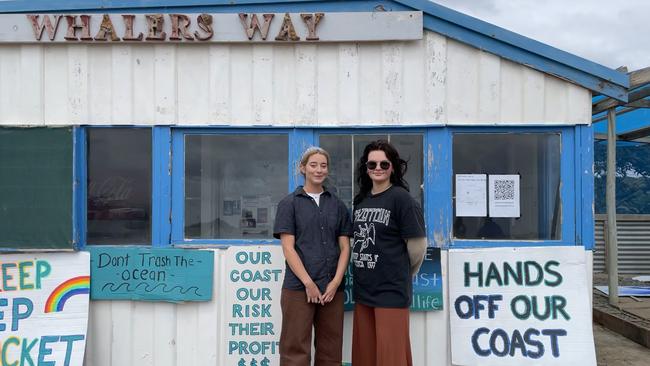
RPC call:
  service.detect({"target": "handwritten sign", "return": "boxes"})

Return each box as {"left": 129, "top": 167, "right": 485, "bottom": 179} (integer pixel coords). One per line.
{"left": 1, "top": 252, "right": 89, "bottom": 365}
{"left": 89, "top": 248, "right": 213, "bottom": 301}
{"left": 224, "top": 246, "right": 284, "bottom": 366}
{"left": 449, "top": 247, "right": 596, "bottom": 366}
{"left": 344, "top": 247, "right": 443, "bottom": 311}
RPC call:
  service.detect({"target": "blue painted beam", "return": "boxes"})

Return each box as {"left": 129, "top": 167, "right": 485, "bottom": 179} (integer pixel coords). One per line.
{"left": 152, "top": 126, "right": 171, "bottom": 247}
{"left": 0, "top": 0, "right": 397, "bottom": 13}
{"left": 72, "top": 127, "right": 87, "bottom": 249}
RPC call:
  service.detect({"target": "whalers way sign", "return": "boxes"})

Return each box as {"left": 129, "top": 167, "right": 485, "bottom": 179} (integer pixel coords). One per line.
{"left": 0, "top": 12, "right": 422, "bottom": 43}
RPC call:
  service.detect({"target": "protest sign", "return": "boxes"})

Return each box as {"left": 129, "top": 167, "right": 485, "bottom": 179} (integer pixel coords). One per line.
{"left": 449, "top": 246, "right": 596, "bottom": 365}
{"left": 90, "top": 247, "right": 214, "bottom": 301}
{"left": 224, "top": 246, "right": 284, "bottom": 366}
{"left": 1, "top": 252, "right": 90, "bottom": 365}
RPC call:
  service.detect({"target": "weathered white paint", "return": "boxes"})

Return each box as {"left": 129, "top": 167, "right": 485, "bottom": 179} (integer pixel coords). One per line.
{"left": 83, "top": 248, "right": 450, "bottom": 366}
{"left": 0, "top": 31, "right": 591, "bottom": 126}
{"left": 83, "top": 248, "right": 592, "bottom": 366}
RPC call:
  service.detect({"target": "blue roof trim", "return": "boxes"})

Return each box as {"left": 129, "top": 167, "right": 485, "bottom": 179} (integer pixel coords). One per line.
{"left": 0, "top": 0, "right": 629, "bottom": 101}
{"left": 0, "top": 0, "right": 390, "bottom": 12}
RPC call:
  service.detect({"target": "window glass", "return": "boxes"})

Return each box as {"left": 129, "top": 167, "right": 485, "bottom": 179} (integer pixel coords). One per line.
{"left": 452, "top": 133, "right": 561, "bottom": 240}
{"left": 184, "top": 134, "right": 288, "bottom": 239}
{"left": 0, "top": 127, "right": 72, "bottom": 249}
{"left": 87, "top": 128, "right": 152, "bottom": 244}
{"left": 594, "top": 140, "right": 650, "bottom": 214}
{"left": 319, "top": 134, "right": 423, "bottom": 210}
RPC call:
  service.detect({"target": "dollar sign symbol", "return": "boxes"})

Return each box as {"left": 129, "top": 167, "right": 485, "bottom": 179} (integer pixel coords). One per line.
{"left": 260, "top": 357, "right": 270, "bottom": 366}
{"left": 250, "top": 360, "right": 258, "bottom": 366}
{"left": 238, "top": 358, "right": 246, "bottom": 366}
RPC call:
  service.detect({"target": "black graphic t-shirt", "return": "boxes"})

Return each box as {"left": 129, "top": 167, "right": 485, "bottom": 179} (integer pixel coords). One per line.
{"left": 352, "top": 185, "right": 426, "bottom": 308}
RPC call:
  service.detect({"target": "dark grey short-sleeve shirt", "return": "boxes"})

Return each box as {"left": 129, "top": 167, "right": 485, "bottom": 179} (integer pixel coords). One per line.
{"left": 273, "top": 187, "right": 353, "bottom": 292}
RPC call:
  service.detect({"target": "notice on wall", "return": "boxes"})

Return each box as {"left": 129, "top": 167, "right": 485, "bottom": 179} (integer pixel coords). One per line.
{"left": 449, "top": 247, "right": 596, "bottom": 366}
{"left": 224, "top": 245, "right": 284, "bottom": 366}
{"left": 344, "top": 247, "right": 443, "bottom": 311}
{"left": 456, "top": 174, "right": 487, "bottom": 217}
{"left": 1, "top": 252, "right": 90, "bottom": 365}
{"left": 489, "top": 174, "right": 520, "bottom": 218}
{"left": 89, "top": 248, "right": 214, "bottom": 301}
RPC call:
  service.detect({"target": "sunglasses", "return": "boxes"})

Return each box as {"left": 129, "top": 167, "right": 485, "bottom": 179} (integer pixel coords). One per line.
{"left": 366, "top": 160, "right": 391, "bottom": 170}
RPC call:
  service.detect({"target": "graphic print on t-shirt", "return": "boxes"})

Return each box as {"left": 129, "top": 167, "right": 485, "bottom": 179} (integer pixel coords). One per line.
{"left": 352, "top": 208, "right": 391, "bottom": 270}
{"left": 353, "top": 223, "right": 375, "bottom": 252}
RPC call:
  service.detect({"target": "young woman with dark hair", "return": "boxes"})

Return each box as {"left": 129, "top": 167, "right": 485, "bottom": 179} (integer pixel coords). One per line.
{"left": 351, "top": 140, "right": 427, "bottom": 366}
{"left": 273, "top": 147, "right": 352, "bottom": 366}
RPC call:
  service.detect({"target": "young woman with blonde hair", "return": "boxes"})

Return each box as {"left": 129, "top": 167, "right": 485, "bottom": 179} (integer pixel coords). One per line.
{"left": 273, "top": 147, "right": 352, "bottom": 366}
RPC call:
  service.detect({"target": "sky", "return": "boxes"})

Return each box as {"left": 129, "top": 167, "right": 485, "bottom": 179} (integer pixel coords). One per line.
{"left": 434, "top": 0, "right": 650, "bottom": 71}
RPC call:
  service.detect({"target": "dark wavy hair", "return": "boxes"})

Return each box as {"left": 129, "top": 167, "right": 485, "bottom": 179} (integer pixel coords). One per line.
{"left": 353, "top": 139, "right": 409, "bottom": 206}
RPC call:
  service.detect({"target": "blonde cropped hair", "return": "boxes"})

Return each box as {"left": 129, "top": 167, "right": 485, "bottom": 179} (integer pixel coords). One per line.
{"left": 299, "top": 147, "right": 331, "bottom": 175}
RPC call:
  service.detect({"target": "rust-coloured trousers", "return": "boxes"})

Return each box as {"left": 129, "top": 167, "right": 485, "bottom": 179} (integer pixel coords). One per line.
{"left": 352, "top": 302, "right": 413, "bottom": 366}
{"left": 279, "top": 289, "right": 344, "bottom": 366}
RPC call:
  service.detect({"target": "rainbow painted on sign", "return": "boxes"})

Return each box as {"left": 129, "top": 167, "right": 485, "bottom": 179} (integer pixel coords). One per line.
{"left": 44, "top": 276, "right": 90, "bottom": 313}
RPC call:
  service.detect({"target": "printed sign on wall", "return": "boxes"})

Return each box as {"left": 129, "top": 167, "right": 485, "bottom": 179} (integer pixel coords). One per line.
{"left": 449, "top": 247, "right": 596, "bottom": 366}
{"left": 344, "top": 247, "right": 443, "bottom": 311}
{"left": 1, "top": 252, "right": 90, "bottom": 365}
{"left": 90, "top": 248, "right": 214, "bottom": 301}
{"left": 224, "top": 245, "right": 284, "bottom": 366}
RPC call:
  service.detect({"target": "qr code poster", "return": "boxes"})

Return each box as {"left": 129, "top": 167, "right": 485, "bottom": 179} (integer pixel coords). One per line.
{"left": 489, "top": 174, "right": 520, "bottom": 217}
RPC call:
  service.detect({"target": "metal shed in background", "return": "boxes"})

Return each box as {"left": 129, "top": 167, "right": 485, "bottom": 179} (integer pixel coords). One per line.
{"left": 593, "top": 76, "right": 650, "bottom": 275}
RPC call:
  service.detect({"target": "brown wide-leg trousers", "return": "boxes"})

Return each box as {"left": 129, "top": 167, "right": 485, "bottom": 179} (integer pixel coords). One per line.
{"left": 352, "top": 302, "right": 413, "bottom": 366}
{"left": 279, "top": 289, "right": 344, "bottom": 366}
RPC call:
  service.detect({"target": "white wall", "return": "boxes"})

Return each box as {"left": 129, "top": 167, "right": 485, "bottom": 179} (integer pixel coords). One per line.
{"left": 0, "top": 31, "right": 591, "bottom": 127}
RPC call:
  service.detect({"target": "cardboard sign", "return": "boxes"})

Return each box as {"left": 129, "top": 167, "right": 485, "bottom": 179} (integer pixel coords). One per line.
{"left": 89, "top": 248, "right": 213, "bottom": 301}
{"left": 223, "top": 246, "right": 284, "bottom": 366}
{"left": 344, "top": 247, "right": 443, "bottom": 311}
{"left": 1, "top": 252, "right": 90, "bottom": 365}
{"left": 449, "top": 246, "right": 596, "bottom": 366}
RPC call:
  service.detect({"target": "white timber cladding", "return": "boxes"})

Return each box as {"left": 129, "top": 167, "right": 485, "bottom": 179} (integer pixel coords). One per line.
{"left": 83, "top": 249, "right": 594, "bottom": 366}
{"left": 0, "top": 31, "right": 591, "bottom": 126}
{"left": 83, "top": 248, "right": 451, "bottom": 366}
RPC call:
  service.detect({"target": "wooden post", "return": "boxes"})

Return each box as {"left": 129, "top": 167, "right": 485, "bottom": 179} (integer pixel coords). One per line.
{"left": 606, "top": 108, "right": 619, "bottom": 306}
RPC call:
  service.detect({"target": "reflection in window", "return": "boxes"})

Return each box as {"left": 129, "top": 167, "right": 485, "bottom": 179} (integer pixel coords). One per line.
{"left": 185, "top": 135, "right": 288, "bottom": 239}
{"left": 87, "top": 128, "right": 152, "bottom": 244}
{"left": 594, "top": 141, "right": 650, "bottom": 214}
{"left": 453, "top": 133, "right": 561, "bottom": 240}
{"left": 319, "top": 134, "right": 423, "bottom": 210}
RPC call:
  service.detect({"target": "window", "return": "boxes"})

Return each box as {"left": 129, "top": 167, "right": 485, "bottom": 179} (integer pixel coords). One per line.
{"left": 87, "top": 128, "right": 152, "bottom": 245}
{"left": 319, "top": 133, "right": 424, "bottom": 209}
{"left": 0, "top": 127, "right": 73, "bottom": 249}
{"left": 594, "top": 140, "right": 650, "bottom": 214}
{"left": 183, "top": 134, "right": 288, "bottom": 240}
{"left": 452, "top": 133, "right": 561, "bottom": 240}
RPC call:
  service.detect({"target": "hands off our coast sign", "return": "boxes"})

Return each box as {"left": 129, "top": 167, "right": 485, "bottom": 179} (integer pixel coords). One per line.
{"left": 449, "top": 247, "right": 596, "bottom": 366}
{"left": 89, "top": 248, "right": 213, "bottom": 301}
{"left": 1, "top": 252, "right": 90, "bottom": 366}
{"left": 224, "top": 246, "right": 284, "bottom": 366}
{"left": 0, "top": 12, "right": 422, "bottom": 43}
